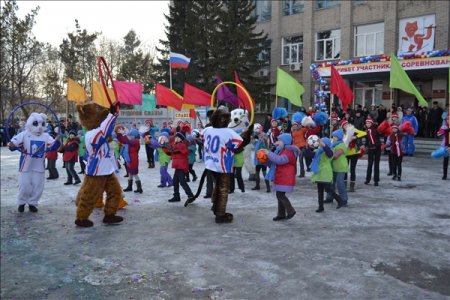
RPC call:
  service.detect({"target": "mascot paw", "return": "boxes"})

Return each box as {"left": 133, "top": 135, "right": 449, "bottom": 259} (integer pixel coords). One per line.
{"left": 75, "top": 219, "right": 94, "bottom": 227}
{"left": 118, "top": 198, "right": 128, "bottom": 209}
{"left": 103, "top": 215, "right": 124, "bottom": 224}
{"left": 215, "top": 213, "right": 233, "bottom": 224}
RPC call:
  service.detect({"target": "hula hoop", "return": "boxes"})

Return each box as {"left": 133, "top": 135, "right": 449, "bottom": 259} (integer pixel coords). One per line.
{"left": 6, "top": 102, "right": 62, "bottom": 154}
{"left": 97, "top": 56, "right": 118, "bottom": 108}
{"left": 210, "top": 81, "right": 254, "bottom": 127}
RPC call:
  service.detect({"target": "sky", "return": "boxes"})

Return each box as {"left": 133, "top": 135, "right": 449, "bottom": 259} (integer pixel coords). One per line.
{"left": 15, "top": 1, "right": 170, "bottom": 48}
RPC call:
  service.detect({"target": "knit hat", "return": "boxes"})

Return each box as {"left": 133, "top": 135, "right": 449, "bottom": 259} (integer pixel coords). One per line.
{"left": 407, "top": 108, "right": 413, "bottom": 112}
{"left": 391, "top": 124, "right": 399, "bottom": 130}
{"left": 332, "top": 129, "right": 344, "bottom": 141}
{"left": 391, "top": 112, "right": 398, "bottom": 118}
{"left": 339, "top": 119, "right": 349, "bottom": 128}
{"left": 186, "top": 134, "right": 194, "bottom": 142}
{"left": 176, "top": 131, "right": 186, "bottom": 141}
{"left": 365, "top": 117, "right": 374, "bottom": 124}
{"left": 277, "top": 133, "right": 292, "bottom": 145}
{"left": 128, "top": 128, "right": 140, "bottom": 137}
{"left": 160, "top": 131, "right": 169, "bottom": 137}
{"left": 69, "top": 130, "right": 77, "bottom": 136}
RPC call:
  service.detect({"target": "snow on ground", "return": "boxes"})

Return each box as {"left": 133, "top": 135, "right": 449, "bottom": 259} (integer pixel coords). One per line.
{"left": 1, "top": 146, "right": 449, "bottom": 299}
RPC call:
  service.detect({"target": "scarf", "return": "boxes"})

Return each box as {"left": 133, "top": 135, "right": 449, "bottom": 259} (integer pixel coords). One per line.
{"left": 265, "top": 145, "right": 283, "bottom": 181}
{"left": 309, "top": 147, "right": 324, "bottom": 174}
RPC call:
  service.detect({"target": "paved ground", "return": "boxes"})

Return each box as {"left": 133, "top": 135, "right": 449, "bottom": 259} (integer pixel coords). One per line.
{"left": 1, "top": 147, "right": 449, "bottom": 299}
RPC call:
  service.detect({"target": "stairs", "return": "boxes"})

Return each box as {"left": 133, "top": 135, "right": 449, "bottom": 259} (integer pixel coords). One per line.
{"left": 414, "top": 138, "right": 442, "bottom": 155}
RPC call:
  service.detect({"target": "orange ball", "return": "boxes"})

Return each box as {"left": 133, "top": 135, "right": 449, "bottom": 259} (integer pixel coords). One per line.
{"left": 256, "top": 149, "right": 268, "bottom": 163}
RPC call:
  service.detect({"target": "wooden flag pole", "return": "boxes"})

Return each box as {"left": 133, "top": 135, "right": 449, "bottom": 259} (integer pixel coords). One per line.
{"left": 275, "top": 94, "right": 278, "bottom": 108}
{"left": 390, "top": 88, "right": 393, "bottom": 120}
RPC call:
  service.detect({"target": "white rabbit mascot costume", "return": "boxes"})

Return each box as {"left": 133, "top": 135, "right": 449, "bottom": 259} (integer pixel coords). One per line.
{"left": 9, "top": 112, "right": 61, "bottom": 212}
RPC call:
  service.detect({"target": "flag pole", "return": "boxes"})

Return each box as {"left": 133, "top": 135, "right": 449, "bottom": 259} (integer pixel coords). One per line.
{"left": 390, "top": 88, "right": 393, "bottom": 119}
{"left": 330, "top": 94, "right": 334, "bottom": 137}
{"left": 275, "top": 95, "right": 278, "bottom": 108}
{"left": 169, "top": 59, "right": 173, "bottom": 122}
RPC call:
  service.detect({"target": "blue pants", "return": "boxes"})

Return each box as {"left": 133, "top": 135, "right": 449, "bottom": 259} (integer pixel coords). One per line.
{"left": 326, "top": 172, "right": 348, "bottom": 203}
{"left": 402, "top": 134, "right": 415, "bottom": 155}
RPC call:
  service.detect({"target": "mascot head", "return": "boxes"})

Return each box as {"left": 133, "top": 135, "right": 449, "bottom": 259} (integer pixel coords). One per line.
{"left": 210, "top": 109, "right": 231, "bottom": 128}
{"left": 76, "top": 103, "right": 109, "bottom": 131}
{"left": 25, "top": 113, "right": 48, "bottom": 136}
{"left": 228, "top": 108, "right": 249, "bottom": 133}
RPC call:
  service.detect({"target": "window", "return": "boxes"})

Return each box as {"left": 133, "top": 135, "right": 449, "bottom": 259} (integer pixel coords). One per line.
{"left": 282, "top": 0, "right": 304, "bottom": 16}
{"left": 282, "top": 36, "right": 303, "bottom": 65}
{"left": 257, "top": 40, "right": 271, "bottom": 66}
{"left": 354, "top": 23, "right": 384, "bottom": 56}
{"left": 315, "top": 29, "right": 340, "bottom": 60}
{"left": 254, "top": 0, "right": 271, "bottom": 22}
{"left": 352, "top": 0, "right": 366, "bottom": 5}
{"left": 315, "top": 0, "right": 340, "bottom": 9}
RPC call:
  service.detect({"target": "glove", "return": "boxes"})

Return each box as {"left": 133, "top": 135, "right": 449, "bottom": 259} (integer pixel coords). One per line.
{"left": 8, "top": 142, "right": 18, "bottom": 151}
{"left": 110, "top": 102, "right": 120, "bottom": 115}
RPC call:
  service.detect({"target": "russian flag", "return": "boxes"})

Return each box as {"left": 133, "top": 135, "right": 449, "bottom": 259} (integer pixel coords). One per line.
{"left": 169, "top": 52, "right": 191, "bottom": 69}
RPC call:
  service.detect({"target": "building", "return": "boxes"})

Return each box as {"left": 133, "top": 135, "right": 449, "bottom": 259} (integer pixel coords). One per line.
{"left": 254, "top": 0, "right": 450, "bottom": 111}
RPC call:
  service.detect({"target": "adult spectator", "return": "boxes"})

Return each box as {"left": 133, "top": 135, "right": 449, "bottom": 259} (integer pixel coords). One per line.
{"left": 377, "top": 104, "right": 387, "bottom": 123}
{"left": 417, "top": 107, "right": 428, "bottom": 137}
{"left": 353, "top": 109, "right": 365, "bottom": 130}
{"left": 262, "top": 114, "right": 272, "bottom": 133}
{"left": 368, "top": 104, "right": 378, "bottom": 120}
{"left": 428, "top": 101, "right": 443, "bottom": 138}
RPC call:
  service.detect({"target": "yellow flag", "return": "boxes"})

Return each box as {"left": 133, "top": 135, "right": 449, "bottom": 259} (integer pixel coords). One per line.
{"left": 67, "top": 78, "right": 87, "bottom": 103}
{"left": 91, "top": 80, "right": 116, "bottom": 108}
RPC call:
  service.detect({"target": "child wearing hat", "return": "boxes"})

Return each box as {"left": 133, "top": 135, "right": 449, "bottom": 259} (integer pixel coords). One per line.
{"left": 186, "top": 134, "right": 198, "bottom": 182}
{"left": 167, "top": 131, "right": 194, "bottom": 202}
{"left": 252, "top": 131, "right": 271, "bottom": 192}
{"left": 291, "top": 121, "right": 308, "bottom": 177}
{"left": 306, "top": 137, "right": 346, "bottom": 212}
{"left": 116, "top": 128, "right": 143, "bottom": 193}
{"left": 401, "top": 108, "right": 419, "bottom": 156}
{"left": 150, "top": 132, "right": 173, "bottom": 188}
{"left": 362, "top": 117, "right": 381, "bottom": 186}
{"left": 261, "top": 133, "right": 299, "bottom": 220}
{"left": 325, "top": 129, "right": 348, "bottom": 205}
{"left": 77, "top": 129, "right": 86, "bottom": 174}
{"left": 386, "top": 124, "right": 403, "bottom": 180}
{"left": 386, "top": 112, "right": 400, "bottom": 176}
{"left": 62, "top": 130, "right": 81, "bottom": 185}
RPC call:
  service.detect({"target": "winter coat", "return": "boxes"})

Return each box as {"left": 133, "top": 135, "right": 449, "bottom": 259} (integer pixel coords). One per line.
{"left": 291, "top": 127, "right": 307, "bottom": 148}
{"left": 170, "top": 141, "right": 189, "bottom": 173}
{"left": 46, "top": 149, "right": 58, "bottom": 161}
{"left": 188, "top": 143, "right": 197, "bottom": 164}
{"left": 306, "top": 145, "right": 334, "bottom": 183}
{"left": 267, "top": 145, "right": 299, "bottom": 192}
{"left": 117, "top": 134, "right": 140, "bottom": 175}
{"left": 387, "top": 133, "right": 403, "bottom": 157}
{"left": 63, "top": 138, "right": 79, "bottom": 163}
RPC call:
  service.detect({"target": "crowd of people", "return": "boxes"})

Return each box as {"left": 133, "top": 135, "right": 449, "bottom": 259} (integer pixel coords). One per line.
{"left": 5, "top": 101, "right": 449, "bottom": 225}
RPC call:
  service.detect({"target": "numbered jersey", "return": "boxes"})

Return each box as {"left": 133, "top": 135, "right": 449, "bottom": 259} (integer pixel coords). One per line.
{"left": 202, "top": 127, "right": 243, "bottom": 173}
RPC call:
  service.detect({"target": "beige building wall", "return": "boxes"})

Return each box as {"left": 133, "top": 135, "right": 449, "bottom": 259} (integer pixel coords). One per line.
{"left": 255, "top": 0, "right": 450, "bottom": 111}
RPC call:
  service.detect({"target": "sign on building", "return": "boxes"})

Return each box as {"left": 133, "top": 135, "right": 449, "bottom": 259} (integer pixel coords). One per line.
{"left": 398, "top": 14, "right": 435, "bottom": 55}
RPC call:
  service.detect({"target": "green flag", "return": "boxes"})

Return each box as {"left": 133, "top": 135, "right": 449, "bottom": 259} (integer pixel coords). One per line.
{"left": 389, "top": 52, "right": 427, "bottom": 106}
{"left": 134, "top": 94, "right": 156, "bottom": 112}
{"left": 276, "top": 67, "right": 304, "bottom": 107}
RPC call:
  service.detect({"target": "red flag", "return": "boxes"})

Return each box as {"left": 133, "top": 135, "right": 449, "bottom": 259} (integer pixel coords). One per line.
{"left": 234, "top": 71, "right": 255, "bottom": 110}
{"left": 113, "top": 80, "right": 143, "bottom": 105}
{"left": 155, "top": 83, "right": 183, "bottom": 111}
{"left": 330, "top": 65, "right": 353, "bottom": 110}
{"left": 183, "top": 83, "right": 211, "bottom": 106}
{"left": 189, "top": 109, "right": 197, "bottom": 119}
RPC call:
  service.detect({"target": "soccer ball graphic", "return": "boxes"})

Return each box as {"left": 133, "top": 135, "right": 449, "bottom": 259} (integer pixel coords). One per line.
{"left": 307, "top": 135, "right": 320, "bottom": 149}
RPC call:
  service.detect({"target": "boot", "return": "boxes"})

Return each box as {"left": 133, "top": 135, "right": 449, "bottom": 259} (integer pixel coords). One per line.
{"left": 75, "top": 219, "right": 94, "bottom": 227}
{"left": 192, "top": 173, "right": 198, "bottom": 182}
{"left": 251, "top": 182, "right": 260, "bottom": 190}
{"left": 148, "top": 162, "right": 152, "bottom": 168}
{"left": 248, "top": 174, "right": 256, "bottom": 181}
{"left": 18, "top": 204, "right": 25, "bottom": 213}
{"left": 150, "top": 161, "right": 155, "bottom": 168}
{"left": 29, "top": 205, "right": 38, "bottom": 212}
{"left": 134, "top": 180, "right": 143, "bottom": 193}
{"left": 265, "top": 180, "right": 271, "bottom": 193}
{"left": 123, "top": 180, "right": 133, "bottom": 192}
{"left": 103, "top": 215, "right": 124, "bottom": 224}
{"left": 215, "top": 212, "right": 233, "bottom": 223}
{"left": 349, "top": 181, "right": 355, "bottom": 193}
{"left": 168, "top": 194, "right": 181, "bottom": 202}
{"left": 273, "top": 199, "right": 286, "bottom": 221}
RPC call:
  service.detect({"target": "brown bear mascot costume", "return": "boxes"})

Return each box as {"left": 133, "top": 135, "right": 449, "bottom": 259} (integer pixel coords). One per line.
{"left": 74, "top": 102, "right": 124, "bottom": 227}
{"left": 185, "top": 108, "right": 253, "bottom": 223}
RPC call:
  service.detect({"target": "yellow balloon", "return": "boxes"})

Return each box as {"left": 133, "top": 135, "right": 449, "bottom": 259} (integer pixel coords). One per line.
{"left": 210, "top": 81, "right": 254, "bottom": 127}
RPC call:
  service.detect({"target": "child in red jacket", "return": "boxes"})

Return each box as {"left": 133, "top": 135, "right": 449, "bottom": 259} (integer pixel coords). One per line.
{"left": 63, "top": 130, "right": 81, "bottom": 185}
{"left": 116, "top": 128, "right": 142, "bottom": 193}
{"left": 46, "top": 133, "right": 59, "bottom": 180}
{"left": 167, "top": 131, "right": 194, "bottom": 202}
{"left": 261, "top": 133, "right": 299, "bottom": 221}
